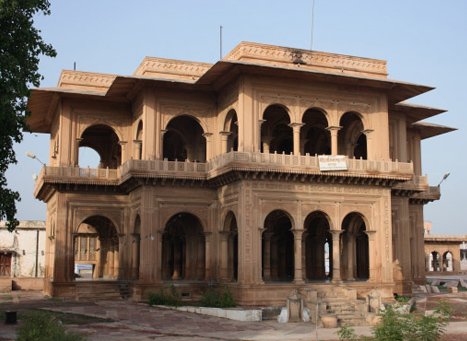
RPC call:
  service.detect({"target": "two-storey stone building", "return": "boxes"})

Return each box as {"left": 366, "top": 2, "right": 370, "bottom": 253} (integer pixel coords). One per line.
{"left": 27, "top": 42, "right": 454, "bottom": 304}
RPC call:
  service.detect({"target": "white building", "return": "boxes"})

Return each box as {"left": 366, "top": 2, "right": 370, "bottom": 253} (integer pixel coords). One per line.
{"left": 0, "top": 221, "right": 46, "bottom": 282}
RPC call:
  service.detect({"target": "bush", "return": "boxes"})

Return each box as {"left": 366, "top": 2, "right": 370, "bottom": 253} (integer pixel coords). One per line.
{"left": 148, "top": 285, "right": 181, "bottom": 307}
{"left": 199, "top": 287, "right": 236, "bottom": 308}
{"left": 17, "top": 311, "right": 84, "bottom": 341}
{"left": 338, "top": 301, "right": 451, "bottom": 341}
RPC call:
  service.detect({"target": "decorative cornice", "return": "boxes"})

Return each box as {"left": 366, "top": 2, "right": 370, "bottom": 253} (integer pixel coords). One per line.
{"left": 133, "top": 57, "right": 212, "bottom": 81}
{"left": 58, "top": 70, "right": 117, "bottom": 93}
{"left": 224, "top": 42, "right": 388, "bottom": 79}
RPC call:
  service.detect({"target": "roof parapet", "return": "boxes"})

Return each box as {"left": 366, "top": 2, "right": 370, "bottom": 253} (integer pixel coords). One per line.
{"left": 58, "top": 70, "right": 117, "bottom": 93}
{"left": 223, "top": 41, "right": 388, "bottom": 79}
{"left": 133, "top": 57, "right": 212, "bottom": 81}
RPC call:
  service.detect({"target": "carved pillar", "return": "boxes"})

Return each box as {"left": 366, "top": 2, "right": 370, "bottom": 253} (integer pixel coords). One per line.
{"left": 197, "top": 236, "right": 205, "bottom": 279}
{"left": 347, "top": 235, "right": 356, "bottom": 280}
{"left": 365, "top": 230, "right": 376, "bottom": 282}
{"left": 204, "top": 232, "right": 212, "bottom": 280}
{"left": 258, "top": 119, "right": 267, "bottom": 152}
{"left": 330, "top": 230, "right": 342, "bottom": 282}
{"left": 219, "top": 131, "right": 231, "bottom": 153}
{"left": 74, "top": 138, "right": 83, "bottom": 166}
{"left": 133, "top": 139, "right": 142, "bottom": 160}
{"left": 263, "top": 232, "right": 272, "bottom": 281}
{"left": 293, "top": 229, "right": 305, "bottom": 283}
{"left": 219, "top": 231, "right": 229, "bottom": 281}
{"left": 326, "top": 126, "right": 341, "bottom": 156}
{"left": 362, "top": 129, "right": 374, "bottom": 159}
{"left": 131, "top": 233, "right": 140, "bottom": 280}
{"left": 118, "top": 141, "right": 127, "bottom": 165}
{"left": 160, "top": 129, "right": 167, "bottom": 160}
{"left": 289, "top": 123, "right": 304, "bottom": 156}
{"left": 202, "top": 133, "right": 213, "bottom": 161}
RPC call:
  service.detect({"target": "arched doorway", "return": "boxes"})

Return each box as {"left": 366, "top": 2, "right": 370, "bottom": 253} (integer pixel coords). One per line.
{"left": 262, "top": 210, "right": 294, "bottom": 282}
{"left": 224, "top": 110, "right": 238, "bottom": 152}
{"left": 161, "top": 213, "right": 205, "bottom": 280}
{"left": 261, "top": 105, "right": 293, "bottom": 154}
{"left": 79, "top": 125, "right": 122, "bottom": 168}
{"left": 301, "top": 109, "right": 331, "bottom": 155}
{"left": 74, "top": 216, "right": 119, "bottom": 280}
{"left": 223, "top": 211, "right": 238, "bottom": 281}
{"left": 338, "top": 112, "right": 367, "bottom": 159}
{"left": 304, "top": 211, "right": 332, "bottom": 281}
{"left": 341, "top": 213, "right": 369, "bottom": 280}
{"left": 163, "top": 116, "right": 206, "bottom": 162}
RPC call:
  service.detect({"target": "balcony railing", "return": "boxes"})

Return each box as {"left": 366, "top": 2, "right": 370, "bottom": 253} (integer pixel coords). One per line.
{"left": 34, "top": 152, "right": 416, "bottom": 197}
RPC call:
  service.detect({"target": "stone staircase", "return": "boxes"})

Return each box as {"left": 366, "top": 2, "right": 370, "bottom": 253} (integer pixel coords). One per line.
{"left": 74, "top": 281, "right": 131, "bottom": 301}
{"left": 321, "top": 297, "right": 368, "bottom": 326}
{"left": 301, "top": 287, "right": 375, "bottom": 327}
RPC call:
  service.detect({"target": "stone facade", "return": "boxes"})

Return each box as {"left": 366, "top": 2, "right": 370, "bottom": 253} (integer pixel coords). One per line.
{"left": 27, "top": 42, "right": 454, "bottom": 304}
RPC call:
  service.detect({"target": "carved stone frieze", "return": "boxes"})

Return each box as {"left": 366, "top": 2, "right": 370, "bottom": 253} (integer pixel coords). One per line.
{"left": 59, "top": 70, "right": 117, "bottom": 93}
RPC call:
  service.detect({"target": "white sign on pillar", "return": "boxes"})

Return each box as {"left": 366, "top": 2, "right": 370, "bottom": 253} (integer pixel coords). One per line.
{"left": 318, "top": 155, "right": 348, "bottom": 171}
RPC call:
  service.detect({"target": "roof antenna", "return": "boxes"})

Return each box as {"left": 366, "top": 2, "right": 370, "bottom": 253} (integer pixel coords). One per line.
{"left": 310, "top": 0, "right": 316, "bottom": 50}
{"left": 219, "top": 25, "right": 223, "bottom": 60}
{"left": 73, "top": 62, "right": 76, "bottom": 71}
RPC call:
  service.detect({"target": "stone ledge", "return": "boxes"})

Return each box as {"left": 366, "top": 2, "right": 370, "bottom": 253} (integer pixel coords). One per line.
{"left": 158, "top": 305, "right": 262, "bottom": 321}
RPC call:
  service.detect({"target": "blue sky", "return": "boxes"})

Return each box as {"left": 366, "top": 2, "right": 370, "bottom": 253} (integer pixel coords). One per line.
{"left": 7, "top": 0, "right": 467, "bottom": 234}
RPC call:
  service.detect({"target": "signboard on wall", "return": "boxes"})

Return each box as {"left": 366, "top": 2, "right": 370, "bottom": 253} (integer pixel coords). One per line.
{"left": 318, "top": 155, "right": 348, "bottom": 171}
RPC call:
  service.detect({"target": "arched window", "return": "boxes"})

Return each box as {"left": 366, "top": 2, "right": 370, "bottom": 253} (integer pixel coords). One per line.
{"left": 301, "top": 109, "right": 330, "bottom": 155}
{"left": 339, "top": 112, "right": 367, "bottom": 159}
{"left": 163, "top": 116, "right": 206, "bottom": 162}
{"left": 79, "top": 125, "right": 121, "bottom": 168}
{"left": 261, "top": 105, "right": 293, "bottom": 154}
{"left": 162, "top": 213, "right": 205, "bottom": 280}
{"left": 262, "top": 210, "right": 294, "bottom": 282}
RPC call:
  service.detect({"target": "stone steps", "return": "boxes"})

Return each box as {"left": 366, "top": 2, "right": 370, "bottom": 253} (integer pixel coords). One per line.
{"left": 75, "top": 281, "right": 130, "bottom": 300}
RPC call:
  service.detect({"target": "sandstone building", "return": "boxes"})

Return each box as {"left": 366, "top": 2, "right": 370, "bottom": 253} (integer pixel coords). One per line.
{"left": 27, "top": 42, "right": 454, "bottom": 304}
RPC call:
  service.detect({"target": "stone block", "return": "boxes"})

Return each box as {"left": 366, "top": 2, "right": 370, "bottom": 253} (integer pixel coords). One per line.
{"left": 448, "top": 287, "right": 458, "bottom": 294}
{"left": 445, "top": 281, "right": 459, "bottom": 288}
{"left": 431, "top": 286, "right": 440, "bottom": 293}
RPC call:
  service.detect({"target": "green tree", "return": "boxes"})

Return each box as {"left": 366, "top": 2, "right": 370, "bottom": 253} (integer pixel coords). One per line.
{"left": 0, "top": 0, "right": 56, "bottom": 231}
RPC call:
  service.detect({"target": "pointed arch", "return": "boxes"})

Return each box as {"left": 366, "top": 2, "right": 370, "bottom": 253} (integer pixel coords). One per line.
{"left": 304, "top": 211, "right": 332, "bottom": 281}
{"left": 223, "top": 211, "right": 238, "bottom": 281}
{"left": 341, "top": 212, "right": 369, "bottom": 280}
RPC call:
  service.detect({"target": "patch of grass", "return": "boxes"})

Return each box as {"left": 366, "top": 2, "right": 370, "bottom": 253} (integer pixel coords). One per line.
{"left": 394, "top": 295, "right": 410, "bottom": 303}
{"left": 148, "top": 285, "right": 181, "bottom": 307}
{"left": 199, "top": 287, "right": 236, "bottom": 308}
{"left": 17, "top": 310, "right": 85, "bottom": 341}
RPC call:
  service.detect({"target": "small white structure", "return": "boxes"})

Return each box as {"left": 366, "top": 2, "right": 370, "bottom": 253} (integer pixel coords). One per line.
{"left": 0, "top": 221, "right": 46, "bottom": 291}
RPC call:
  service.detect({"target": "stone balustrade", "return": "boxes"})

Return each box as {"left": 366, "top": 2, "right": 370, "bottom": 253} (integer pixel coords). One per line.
{"left": 34, "top": 152, "right": 416, "bottom": 196}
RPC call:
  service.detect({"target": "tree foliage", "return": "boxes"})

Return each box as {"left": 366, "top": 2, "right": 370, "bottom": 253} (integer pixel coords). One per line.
{"left": 0, "top": 0, "right": 56, "bottom": 231}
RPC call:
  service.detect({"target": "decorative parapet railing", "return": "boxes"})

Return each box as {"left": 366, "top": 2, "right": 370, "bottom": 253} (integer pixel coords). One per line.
{"left": 33, "top": 165, "right": 120, "bottom": 197}
{"left": 34, "top": 152, "right": 415, "bottom": 197}
{"left": 208, "top": 151, "right": 413, "bottom": 179}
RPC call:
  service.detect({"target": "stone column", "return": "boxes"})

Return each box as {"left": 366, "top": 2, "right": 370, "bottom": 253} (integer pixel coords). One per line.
{"left": 219, "top": 231, "right": 229, "bottom": 281}
{"left": 289, "top": 123, "right": 304, "bottom": 156}
{"left": 160, "top": 130, "right": 167, "bottom": 160}
{"left": 204, "top": 232, "right": 212, "bottom": 280}
{"left": 362, "top": 129, "right": 374, "bottom": 159}
{"left": 118, "top": 141, "right": 127, "bottom": 164}
{"left": 293, "top": 229, "right": 305, "bottom": 283}
{"left": 365, "top": 230, "right": 376, "bottom": 282}
{"left": 172, "top": 239, "right": 181, "bottom": 280}
{"left": 258, "top": 119, "right": 266, "bottom": 152}
{"left": 133, "top": 140, "right": 142, "bottom": 160}
{"left": 326, "top": 126, "right": 341, "bottom": 156}
{"left": 219, "top": 131, "right": 231, "bottom": 153}
{"left": 202, "top": 133, "right": 213, "bottom": 161}
{"left": 330, "top": 230, "right": 342, "bottom": 282}
{"left": 131, "top": 233, "right": 140, "bottom": 279}
{"left": 347, "top": 236, "right": 355, "bottom": 280}
{"left": 263, "top": 232, "right": 272, "bottom": 281}
{"left": 74, "top": 138, "right": 83, "bottom": 166}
